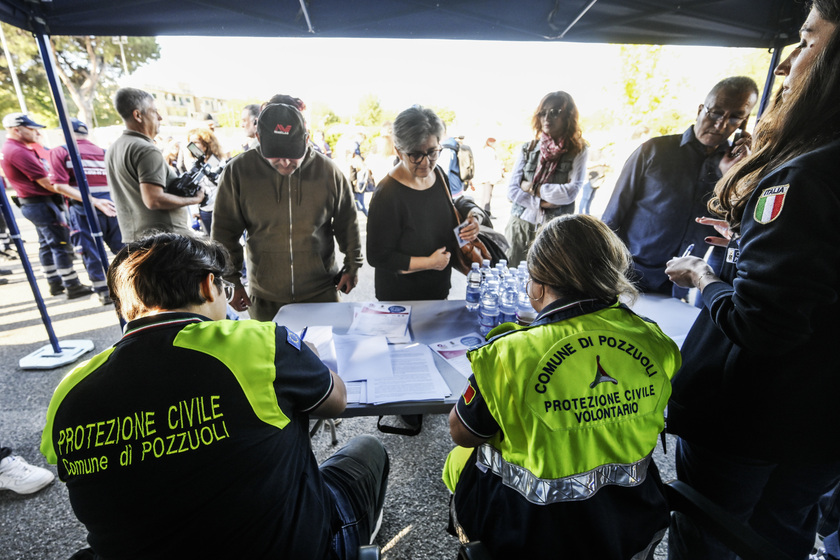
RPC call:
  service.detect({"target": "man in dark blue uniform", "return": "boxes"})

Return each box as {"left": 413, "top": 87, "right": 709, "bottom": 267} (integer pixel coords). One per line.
{"left": 602, "top": 77, "right": 758, "bottom": 296}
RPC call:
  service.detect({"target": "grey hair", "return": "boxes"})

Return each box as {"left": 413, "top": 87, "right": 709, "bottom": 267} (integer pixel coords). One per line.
{"left": 243, "top": 104, "right": 260, "bottom": 118}
{"left": 392, "top": 105, "right": 445, "bottom": 153}
{"left": 706, "top": 76, "right": 759, "bottom": 104}
{"left": 114, "top": 88, "right": 154, "bottom": 121}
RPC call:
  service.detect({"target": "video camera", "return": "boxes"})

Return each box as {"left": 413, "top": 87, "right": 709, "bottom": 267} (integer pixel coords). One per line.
{"left": 165, "top": 142, "right": 225, "bottom": 204}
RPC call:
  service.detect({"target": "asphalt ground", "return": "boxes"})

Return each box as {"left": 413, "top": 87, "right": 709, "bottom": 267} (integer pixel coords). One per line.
{"left": 0, "top": 183, "right": 675, "bottom": 559}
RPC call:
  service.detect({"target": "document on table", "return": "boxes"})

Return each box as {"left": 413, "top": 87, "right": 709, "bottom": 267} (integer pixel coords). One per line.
{"left": 429, "top": 333, "right": 485, "bottom": 379}
{"left": 368, "top": 343, "right": 450, "bottom": 404}
{"left": 303, "top": 326, "right": 338, "bottom": 373}
{"left": 344, "top": 381, "right": 367, "bottom": 405}
{"left": 348, "top": 303, "right": 412, "bottom": 343}
{"left": 333, "top": 334, "right": 393, "bottom": 382}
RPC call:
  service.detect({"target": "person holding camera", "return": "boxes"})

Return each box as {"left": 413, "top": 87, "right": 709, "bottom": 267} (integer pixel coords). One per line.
{"left": 106, "top": 87, "right": 205, "bottom": 242}
{"left": 213, "top": 97, "right": 362, "bottom": 322}
{"left": 186, "top": 127, "right": 226, "bottom": 234}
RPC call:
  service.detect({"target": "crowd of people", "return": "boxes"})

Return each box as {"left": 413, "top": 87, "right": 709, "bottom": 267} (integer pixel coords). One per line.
{"left": 2, "top": 1, "right": 839, "bottom": 557}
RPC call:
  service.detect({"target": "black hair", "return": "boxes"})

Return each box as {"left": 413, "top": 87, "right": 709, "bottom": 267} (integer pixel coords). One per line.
{"left": 108, "top": 232, "right": 231, "bottom": 321}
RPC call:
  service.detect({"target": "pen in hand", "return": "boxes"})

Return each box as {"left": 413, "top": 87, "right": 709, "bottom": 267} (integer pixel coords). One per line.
{"left": 681, "top": 244, "right": 695, "bottom": 258}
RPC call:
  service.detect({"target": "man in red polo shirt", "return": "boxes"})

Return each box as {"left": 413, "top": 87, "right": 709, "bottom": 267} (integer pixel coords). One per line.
{"left": 1, "top": 113, "right": 91, "bottom": 298}
{"left": 49, "top": 119, "right": 123, "bottom": 305}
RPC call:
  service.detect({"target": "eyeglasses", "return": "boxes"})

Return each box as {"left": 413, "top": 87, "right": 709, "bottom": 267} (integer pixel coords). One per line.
{"left": 703, "top": 105, "right": 747, "bottom": 127}
{"left": 537, "top": 107, "right": 564, "bottom": 120}
{"left": 220, "top": 279, "right": 235, "bottom": 302}
{"left": 405, "top": 148, "right": 442, "bottom": 164}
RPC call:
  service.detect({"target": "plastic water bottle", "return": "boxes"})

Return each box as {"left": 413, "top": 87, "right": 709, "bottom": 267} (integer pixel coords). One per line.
{"left": 495, "top": 263, "right": 507, "bottom": 282}
{"left": 478, "top": 281, "right": 500, "bottom": 335}
{"left": 483, "top": 269, "right": 501, "bottom": 297}
{"left": 499, "top": 276, "right": 518, "bottom": 324}
{"left": 516, "top": 277, "right": 537, "bottom": 326}
{"left": 465, "top": 262, "right": 482, "bottom": 312}
{"left": 479, "top": 259, "right": 492, "bottom": 283}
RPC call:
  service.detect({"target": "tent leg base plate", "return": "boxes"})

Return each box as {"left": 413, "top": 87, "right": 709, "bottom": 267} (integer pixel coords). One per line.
{"left": 19, "top": 339, "right": 95, "bottom": 370}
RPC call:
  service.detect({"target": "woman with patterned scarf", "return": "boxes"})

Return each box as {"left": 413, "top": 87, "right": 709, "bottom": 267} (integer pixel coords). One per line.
{"left": 505, "top": 91, "right": 588, "bottom": 266}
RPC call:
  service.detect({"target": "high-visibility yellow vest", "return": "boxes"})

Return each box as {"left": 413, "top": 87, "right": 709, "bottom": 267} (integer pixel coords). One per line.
{"left": 444, "top": 301, "right": 681, "bottom": 503}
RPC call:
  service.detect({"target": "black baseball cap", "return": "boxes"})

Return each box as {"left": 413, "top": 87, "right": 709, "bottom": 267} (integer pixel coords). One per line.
{"left": 257, "top": 103, "right": 307, "bottom": 159}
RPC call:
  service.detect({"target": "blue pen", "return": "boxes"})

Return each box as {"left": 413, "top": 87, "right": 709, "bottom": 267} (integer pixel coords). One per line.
{"left": 300, "top": 326, "right": 308, "bottom": 341}
{"left": 681, "top": 244, "right": 695, "bottom": 257}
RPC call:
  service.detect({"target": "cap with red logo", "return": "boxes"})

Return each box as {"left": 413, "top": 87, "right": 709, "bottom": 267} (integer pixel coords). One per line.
{"left": 257, "top": 103, "right": 307, "bottom": 159}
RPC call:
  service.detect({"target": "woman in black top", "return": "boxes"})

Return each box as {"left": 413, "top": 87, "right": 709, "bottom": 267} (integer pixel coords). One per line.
{"left": 367, "top": 106, "right": 479, "bottom": 301}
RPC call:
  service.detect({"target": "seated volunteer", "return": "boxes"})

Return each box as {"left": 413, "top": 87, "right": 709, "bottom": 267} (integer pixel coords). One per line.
{"left": 443, "top": 214, "right": 681, "bottom": 558}
{"left": 40, "top": 232, "right": 389, "bottom": 559}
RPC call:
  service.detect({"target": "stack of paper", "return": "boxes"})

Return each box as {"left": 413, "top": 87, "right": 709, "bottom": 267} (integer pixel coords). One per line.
{"left": 303, "top": 303, "right": 453, "bottom": 405}
{"left": 368, "top": 343, "right": 451, "bottom": 404}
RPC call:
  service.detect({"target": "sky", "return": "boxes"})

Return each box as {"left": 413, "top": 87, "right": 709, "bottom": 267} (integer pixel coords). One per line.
{"left": 124, "top": 36, "right": 775, "bottom": 142}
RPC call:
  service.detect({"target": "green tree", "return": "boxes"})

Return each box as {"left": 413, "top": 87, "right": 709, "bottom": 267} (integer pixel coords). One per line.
{"left": 0, "top": 24, "right": 159, "bottom": 127}
{"left": 429, "top": 105, "right": 457, "bottom": 128}
{"left": 51, "top": 35, "right": 160, "bottom": 126}
{"left": 615, "top": 44, "right": 689, "bottom": 136}
{"left": 355, "top": 94, "right": 383, "bottom": 127}
{"left": 0, "top": 23, "right": 53, "bottom": 123}
{"left": 309, "top": 100, "right": 342, "bottom": 132}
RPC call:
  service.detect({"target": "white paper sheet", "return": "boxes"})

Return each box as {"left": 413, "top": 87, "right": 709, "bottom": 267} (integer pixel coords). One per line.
{"left": 368, "top": 344, "right": 450, "bottom": 404}
{"left": 333, "top": 334, "right": 393, "bottom": 382}
{"left": 344, "top": 381, "right": 366, "bottom": 405}
{"left": 348, "top": 303, "right": 412, "bottom": 341}
{"left": 429, "top": 332, "right": 485, "bottom": 378}
{"left": 302, "top": 326, "right": 338, "bottom": 373}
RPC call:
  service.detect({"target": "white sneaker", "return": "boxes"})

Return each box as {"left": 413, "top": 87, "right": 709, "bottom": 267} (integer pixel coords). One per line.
{"left": 0, "top": 455, "right": 55, "bottom": 494}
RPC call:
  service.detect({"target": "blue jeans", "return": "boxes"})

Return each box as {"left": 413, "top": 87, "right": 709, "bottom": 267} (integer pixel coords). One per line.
{"left": 320, "top": 435, "right": 389, "bottom": 559}
{"left": 579, "top": 181, "right": 596, "bottom": 215}
{"left": 354, "top": 192, "right": 368, "bottom": 216}
{"left": 68, "top": 201, "right": 123, "bottom": 292}
{"left": 199, "top": 209, "right": 213, "bottom": 236}
{"left": 20, "top": 199, "right": 81, "bottom": 288}
{"left": 668, "top": 437, "right": 840, "bottom": 560}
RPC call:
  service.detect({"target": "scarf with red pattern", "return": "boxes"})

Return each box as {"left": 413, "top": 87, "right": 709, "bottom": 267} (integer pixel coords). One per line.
{"left": 532, "top": 133, "right": 567, "bottom": 194}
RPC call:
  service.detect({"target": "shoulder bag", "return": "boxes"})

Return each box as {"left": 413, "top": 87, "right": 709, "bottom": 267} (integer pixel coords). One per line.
{"left": 434, "top": 166, "right": 491, "bottom": 275}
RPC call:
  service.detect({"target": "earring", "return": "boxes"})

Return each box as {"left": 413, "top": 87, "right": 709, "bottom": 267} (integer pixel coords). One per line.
{"left": 527, "top": 279, "right": 544, "bottom": 302}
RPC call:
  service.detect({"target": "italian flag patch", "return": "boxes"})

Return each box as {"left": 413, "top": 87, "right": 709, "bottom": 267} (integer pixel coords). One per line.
{"left": 463, "top": 382, "right": 476, "bottom": 405}
{"left": 754, "top": 184, "right": 789, "bottom": 224}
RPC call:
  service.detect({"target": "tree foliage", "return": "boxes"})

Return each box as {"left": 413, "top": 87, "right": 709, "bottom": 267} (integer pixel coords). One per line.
{"left": 0, "top": 23, "right": 53, "bottom": 123}
{"left": 0, "top": 24, "right": 159, "bottom": 127}
{"left": 355, "top": 94, "right": 383, "bottom": 127}
{"left": 428, "top": 105, "right": 457, "bottom": 129}
{"left": 309, "top": 100, "right": 342, "bottom": 132}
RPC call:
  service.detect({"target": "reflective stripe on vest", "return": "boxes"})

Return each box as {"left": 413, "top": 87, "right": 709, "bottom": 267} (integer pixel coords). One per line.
{"left": 476, "top": 443, "right": 653, "bottom": 505}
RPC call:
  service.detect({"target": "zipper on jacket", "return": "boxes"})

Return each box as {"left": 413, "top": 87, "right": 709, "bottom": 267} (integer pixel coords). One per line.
{"left": 288, "top": 172, "right": 295, "bottom": 300}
